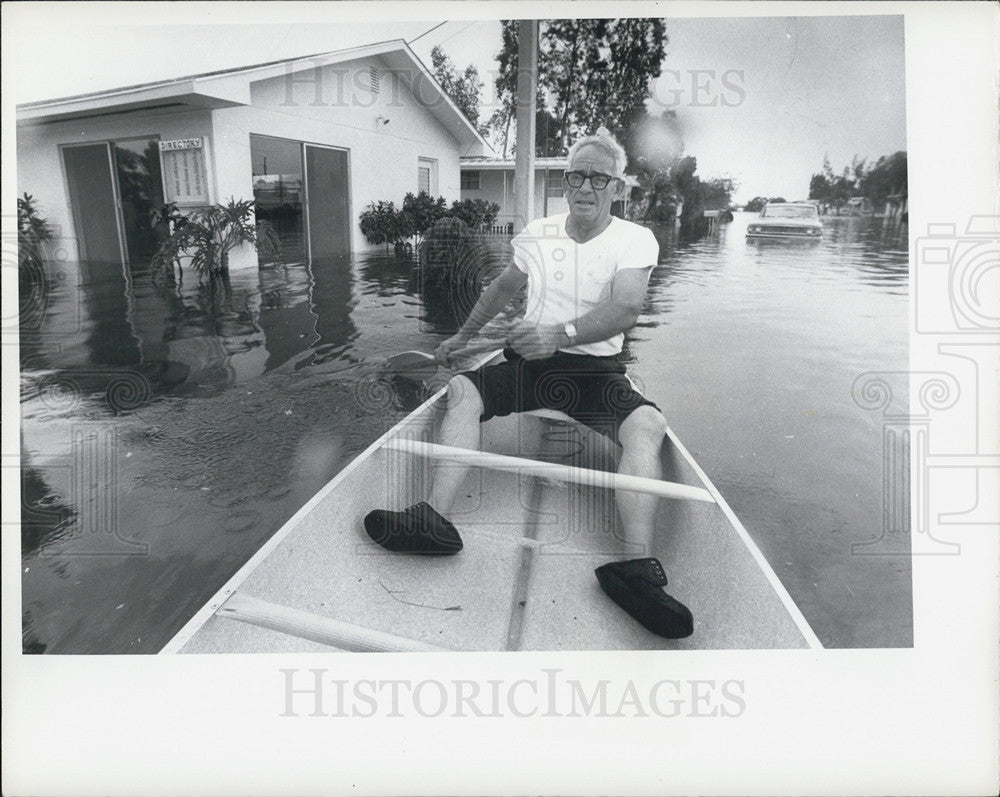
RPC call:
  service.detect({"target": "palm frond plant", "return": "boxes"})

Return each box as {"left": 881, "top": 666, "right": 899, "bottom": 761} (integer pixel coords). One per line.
{"left": 17, "top": 193, "right": 54, "bottom": 272}
{"left": 150, "top": 198, "right": 280, "bottom": 284}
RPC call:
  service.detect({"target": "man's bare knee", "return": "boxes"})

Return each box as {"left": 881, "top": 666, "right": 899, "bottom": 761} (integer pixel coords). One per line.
{"left": 444, "top": 375, "right": 484, "bottom": 418}
{"left": 619, "top": 405, "right": 667, "bottom": 451}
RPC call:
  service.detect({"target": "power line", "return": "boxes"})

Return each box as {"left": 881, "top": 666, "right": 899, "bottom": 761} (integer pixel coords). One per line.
{"left": 436, "top": 21, "right": 477, "bottom": 47}
{"left": 407, "top": 22, "right": 448, "bottom": 44}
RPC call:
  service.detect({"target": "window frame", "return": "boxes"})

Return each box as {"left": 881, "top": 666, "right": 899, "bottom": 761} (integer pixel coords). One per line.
{"left": 460, "top": 170, "right": 481, "bottom": 191}
{"left": 417, "top": 157, "right": 438, "bottom": 195}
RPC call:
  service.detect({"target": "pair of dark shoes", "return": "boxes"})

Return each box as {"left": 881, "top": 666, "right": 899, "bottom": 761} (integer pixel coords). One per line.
{"left": 364, "top": 502, "right": 463, "bottom": 555}
{"left": 595, "top": 558, "right": 694, "bottom": 639}
{"left": 363, "top": 508, "right": 692, "bottom": 639}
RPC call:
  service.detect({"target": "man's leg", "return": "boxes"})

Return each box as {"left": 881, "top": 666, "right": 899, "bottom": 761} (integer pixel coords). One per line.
{"left": 595, "top": 403, "right": 692, "bottom": 638}
{"left": 427, "top": 375, "right": 484, "bottom": 515}
{"left": 614, "top": 404, "right": 669, "bottom": 553}
{"left": 363, "top": 376, "right": 482, "bottom": 555}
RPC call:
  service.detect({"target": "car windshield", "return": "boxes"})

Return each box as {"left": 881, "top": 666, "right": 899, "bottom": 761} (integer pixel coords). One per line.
{"left": 762, "top": 205, "right": 818, "bottom": 219}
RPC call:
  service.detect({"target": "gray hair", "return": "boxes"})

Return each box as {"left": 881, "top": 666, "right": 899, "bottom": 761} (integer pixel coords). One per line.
{"left": 567, "top": 126, "right": 628, "bottom": 176}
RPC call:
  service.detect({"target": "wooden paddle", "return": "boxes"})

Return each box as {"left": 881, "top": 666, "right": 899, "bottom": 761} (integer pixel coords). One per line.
{"left": 384, "top": 339, "right": 506, "bottom": 381}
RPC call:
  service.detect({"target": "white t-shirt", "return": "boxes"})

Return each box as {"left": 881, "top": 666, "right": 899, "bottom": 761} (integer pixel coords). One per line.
{"left": 511, "top": 213, "right": 660, "bottom": 356}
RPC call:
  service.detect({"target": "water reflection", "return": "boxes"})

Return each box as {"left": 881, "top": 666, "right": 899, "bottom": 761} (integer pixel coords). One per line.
{"left": 21, "top": 457, "right": 77, "bottom": 557}
{"left": 296, "top": 254, "right": 358, "bottom": 369}
{"left": 256, "top": 261, "right": 319, "bottom": 371}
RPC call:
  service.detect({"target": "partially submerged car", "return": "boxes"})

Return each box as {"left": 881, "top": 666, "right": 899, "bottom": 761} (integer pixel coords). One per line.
{"left": 746, "top": 203, "right": 823, "bottom": 240}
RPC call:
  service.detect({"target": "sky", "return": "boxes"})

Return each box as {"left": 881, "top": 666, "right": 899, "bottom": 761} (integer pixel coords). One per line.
{"left": 5, "top": 4, "right": 906, "bottom": 204}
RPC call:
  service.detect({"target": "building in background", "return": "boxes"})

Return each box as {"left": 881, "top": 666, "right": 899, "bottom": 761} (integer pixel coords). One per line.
{"left": 460, "top": 157, "right": 637, "bottom": 232}
{"left": 459, "top": 157, "right": 570, "bottom": 233}
{"left": 16, "top": 40, "right": 490, "bottom": 270}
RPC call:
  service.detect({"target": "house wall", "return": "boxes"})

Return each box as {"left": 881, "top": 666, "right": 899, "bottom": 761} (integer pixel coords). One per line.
{"left": 16, "top": 52, "right": 470, "bottom": 267}
{"left": 16, "top": 107, "right": 214, "bottom": 263}
{"left": 229, "top": 54, "right": 464, "bottom": 254}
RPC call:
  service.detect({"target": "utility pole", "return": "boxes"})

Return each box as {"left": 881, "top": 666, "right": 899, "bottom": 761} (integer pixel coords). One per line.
{"left": 513, "top": 19, "right": 538, "bottom": 234}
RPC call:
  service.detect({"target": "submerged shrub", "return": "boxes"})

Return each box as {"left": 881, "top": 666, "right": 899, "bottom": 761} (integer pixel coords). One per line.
{"left": 360, "top": 194, "right": 501, "bottom": 250}
{"left": 149, "top": 198, "right": 280, "bottom": 281}
{"left": 17, "top": 193, "right": 54, "bottom": 271}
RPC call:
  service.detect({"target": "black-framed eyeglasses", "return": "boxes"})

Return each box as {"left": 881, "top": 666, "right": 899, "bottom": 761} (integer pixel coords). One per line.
{"left": 564, "top": 171, "right": 617, "bottom": 190}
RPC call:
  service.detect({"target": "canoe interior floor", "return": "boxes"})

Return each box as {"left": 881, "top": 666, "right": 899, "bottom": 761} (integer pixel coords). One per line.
{"left": 178, "top": 408, "right": 812, "bottom": 652}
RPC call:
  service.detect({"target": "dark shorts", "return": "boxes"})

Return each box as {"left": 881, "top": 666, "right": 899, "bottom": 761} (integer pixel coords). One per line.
{"left": 458, "top": 348, "right": 659, "bottom": 444}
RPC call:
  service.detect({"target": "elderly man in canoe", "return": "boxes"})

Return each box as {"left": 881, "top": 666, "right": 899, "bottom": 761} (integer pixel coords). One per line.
{"left": 365, "top": 128, "right": 692, "bottom": 639}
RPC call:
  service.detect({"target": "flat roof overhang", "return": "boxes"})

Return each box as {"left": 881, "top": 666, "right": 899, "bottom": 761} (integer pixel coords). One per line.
{"left": 16, "top": 79, "right": 250, "bottom": 126}
{"left": 460, "top": 158, "right": 569, "bottom": 170}
{"left": 15, "top": 40, "right": 491, "bottom": 157}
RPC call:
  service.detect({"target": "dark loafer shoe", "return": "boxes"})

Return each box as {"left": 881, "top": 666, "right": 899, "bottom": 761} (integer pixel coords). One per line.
{"left": 595, "top": 558, "right": 694, "bottom": 639}
{"left": 364, "top": 502, "right": 463, "bottom": 555}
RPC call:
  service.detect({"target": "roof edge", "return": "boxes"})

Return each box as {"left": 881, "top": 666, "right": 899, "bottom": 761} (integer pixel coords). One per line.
{"left": 16, "top": 38, "right": 409, "bottom": 111}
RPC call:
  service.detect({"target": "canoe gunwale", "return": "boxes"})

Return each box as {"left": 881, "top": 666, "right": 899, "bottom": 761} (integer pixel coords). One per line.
{"left": 661, "top": 425, "right": 823, "bottom": 649}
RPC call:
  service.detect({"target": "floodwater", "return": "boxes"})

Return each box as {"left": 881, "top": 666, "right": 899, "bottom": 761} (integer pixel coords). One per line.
{"left": 19, "top": 211, "right": 910, "bottom": 652}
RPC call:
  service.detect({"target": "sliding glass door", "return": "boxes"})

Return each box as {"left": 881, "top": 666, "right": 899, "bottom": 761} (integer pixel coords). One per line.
{"left": 62, "top": 138, "right": 165, "bottom": 267}
{"left": 63, "top": 143, "right": 124, "bottom": 266}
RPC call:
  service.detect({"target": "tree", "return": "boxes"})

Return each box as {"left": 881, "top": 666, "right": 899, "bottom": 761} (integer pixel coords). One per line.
{"left": 808, "top": 152, "right": 906, "bottom": 213}
{"left": 701, "top": 177, "right": 736, "bottom": 211}
{"left": 808, "top": 173, "right": 830, "bottom": 202}
{"left": 149, "top": 198, "right": 280, "bottom": 282}
{"left": 17, "top": 193, "right": 54, "bottom": 272}
{"left": 430, "top": 45, "right": 488, "bottom": 136}
{"left": 488, "top": 21, "right": 519, "bottom": 157}
{"left": 822, "top": 154, "right": 835, "bottom": 182}
{"left": 535, "top": 106, "right": 567, "bottom": 157}
{"left": 859, "top": 151, "right": 907, "bottom": 205}
{"left": 619, "top": 108, "right": 685, "bottom": 221}
{"left": 447, "top": 198, "right": 501, "bottom": 231}
{"left": 490, "top": 19, "right": 668, "bottom": 156}
{"left": 851, "top": 155, "right": 868, "bottom": 184}
{"left": 674, "top": 157, "right": 702, "bottom": 233}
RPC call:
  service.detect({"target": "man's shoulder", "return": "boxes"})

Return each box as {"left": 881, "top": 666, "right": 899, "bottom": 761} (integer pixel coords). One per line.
{"left": 609, "top": 217, "right": 657, "bottom": 243}
{"left": 520, "top": 213, "right": 569, "bottom": 239}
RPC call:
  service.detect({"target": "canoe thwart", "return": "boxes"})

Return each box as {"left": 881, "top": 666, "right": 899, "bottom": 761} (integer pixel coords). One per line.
{"left": 384, "top": 438, "right": 716, "bottom": 504}
{"left": 217, "top": 593, "right": 452, "bottom": 653}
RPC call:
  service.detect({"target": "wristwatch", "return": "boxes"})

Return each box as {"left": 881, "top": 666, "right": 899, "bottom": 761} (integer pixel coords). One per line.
{"left": 562, "top": 322, "right": 577, "bottom": 346}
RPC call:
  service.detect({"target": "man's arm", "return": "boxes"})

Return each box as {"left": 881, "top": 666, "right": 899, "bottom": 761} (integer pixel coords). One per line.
{"left": 456, "top": 263, "right": 529, "bottom": 339}
{"left": 435, "top": 263, "right": 528, "bottom": 363}
{"left": 508, "top": 266, "right": 653, "bottom": 359}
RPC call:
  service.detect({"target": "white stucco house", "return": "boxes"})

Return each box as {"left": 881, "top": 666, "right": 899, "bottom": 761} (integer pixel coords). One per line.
{"left": 16, "top": 40, "right": 491, "bottom": 269}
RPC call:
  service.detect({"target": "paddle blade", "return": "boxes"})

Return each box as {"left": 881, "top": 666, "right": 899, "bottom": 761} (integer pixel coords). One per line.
{"left": 384, "top": 350, "right": 441, "bottom": 381}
